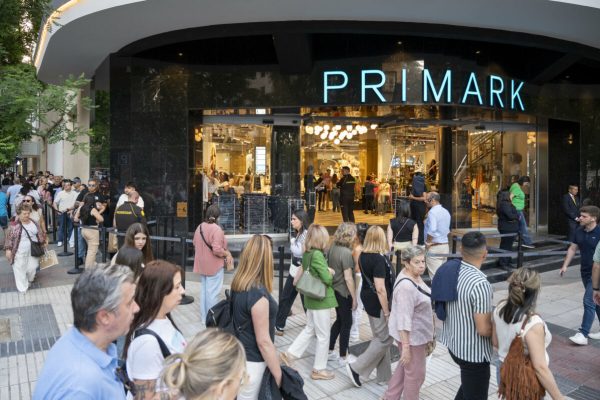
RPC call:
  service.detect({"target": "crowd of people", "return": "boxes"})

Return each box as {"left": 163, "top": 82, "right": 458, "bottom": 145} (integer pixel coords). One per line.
{"left": 4, "top": 168, "right": 599, "bottom": 399}
{"left": 1, "top": 170, "right": 147, "bottom": 293}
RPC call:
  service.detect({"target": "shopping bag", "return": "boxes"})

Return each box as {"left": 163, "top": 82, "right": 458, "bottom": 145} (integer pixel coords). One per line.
{"left": 40, "top": 249, "right": 59, "bottom": 269}
{"left": 107, "top": 233, "right": 118, "bottom": 253}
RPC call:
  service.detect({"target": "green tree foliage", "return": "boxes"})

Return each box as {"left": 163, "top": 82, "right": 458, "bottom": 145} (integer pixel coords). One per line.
{"left": 0, "top": 0, "right": 93, "bottom": 166}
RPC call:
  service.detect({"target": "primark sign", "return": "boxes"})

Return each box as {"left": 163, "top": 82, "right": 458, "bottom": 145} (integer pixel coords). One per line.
{"left": 323, "top": 68, "right": 526, "bottom": 111}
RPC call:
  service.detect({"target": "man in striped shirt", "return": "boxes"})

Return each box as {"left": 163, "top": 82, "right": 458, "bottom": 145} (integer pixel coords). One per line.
{"left": 440, "top": 231, "right": 493, "bottom": 400}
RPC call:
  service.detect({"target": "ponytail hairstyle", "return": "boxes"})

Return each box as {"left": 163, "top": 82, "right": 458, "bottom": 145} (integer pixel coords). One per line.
{"left": 499, "top": 267, "right": 541, "bottom": 324}
{"left": 204, "top": 204, "right": 220, "bottom": 224}
{"left": 161, "top": 329, "right": 246, "bottom": 400}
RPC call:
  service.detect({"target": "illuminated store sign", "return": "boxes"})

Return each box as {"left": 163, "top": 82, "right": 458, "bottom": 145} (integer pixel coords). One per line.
{"left": 323, "top": 69, "right": 525, "bottom": 111}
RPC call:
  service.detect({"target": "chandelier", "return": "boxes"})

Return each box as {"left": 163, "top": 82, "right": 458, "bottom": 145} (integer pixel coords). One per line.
{"left": 304, "top": 123, "right": 378, "bottom": 145}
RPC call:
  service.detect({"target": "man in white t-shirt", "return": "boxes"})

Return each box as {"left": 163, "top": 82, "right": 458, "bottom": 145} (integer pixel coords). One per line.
{"left": 116, "top": 182, "right": 144, "bottom": 209}
{"left": 53, "top": 180, "right": 79, "bottom": 247}
{"left": 6, "top": 177, "right": 22, "bottom": 217}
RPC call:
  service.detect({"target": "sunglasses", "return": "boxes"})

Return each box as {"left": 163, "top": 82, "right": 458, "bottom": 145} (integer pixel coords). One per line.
{"left": 23, "top": 200, "right": 32, "bottom": 202}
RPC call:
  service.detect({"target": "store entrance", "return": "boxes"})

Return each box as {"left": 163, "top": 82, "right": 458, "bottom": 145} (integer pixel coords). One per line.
{"left": 189, "top": 106, "right": 538, "bottom": 236}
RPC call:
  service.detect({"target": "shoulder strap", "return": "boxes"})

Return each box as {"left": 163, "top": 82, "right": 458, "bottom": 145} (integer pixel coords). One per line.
{"left": 393, "top": 277, "right": 431, "bottom": 298}
{"left": 199, "top": 224, "right": 213, "bottom": 251}
{"left": 393, "top": 218, "right": 409, "bottom": 242}
{"left": 134, "top": 328, "right": 171, "bottom": 358}
{"left": 358, "top": 255, "right": 377, "bottom": 294}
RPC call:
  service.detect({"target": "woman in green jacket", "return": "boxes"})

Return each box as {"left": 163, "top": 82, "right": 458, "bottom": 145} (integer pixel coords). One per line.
{"left": 281, "top": 224, "right": 338, "bottom": 380}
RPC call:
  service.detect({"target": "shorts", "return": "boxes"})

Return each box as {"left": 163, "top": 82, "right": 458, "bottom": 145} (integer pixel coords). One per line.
{"left": 0, "top": 216, "right": 8, "bottom": 229}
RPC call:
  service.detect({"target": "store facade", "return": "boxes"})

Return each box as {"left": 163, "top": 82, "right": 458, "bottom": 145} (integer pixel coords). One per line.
{"left": 34, "top": 2, "right": 600, "bottom": 238}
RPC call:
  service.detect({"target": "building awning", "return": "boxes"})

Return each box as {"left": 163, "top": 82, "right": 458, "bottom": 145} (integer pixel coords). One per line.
{"left": 35, "top": 0, "right": 600, "bottom": 84}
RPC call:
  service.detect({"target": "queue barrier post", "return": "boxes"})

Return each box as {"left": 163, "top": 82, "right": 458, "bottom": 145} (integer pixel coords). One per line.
{"left": 101, "top": 225, "right": 108, "bottom": 263}
{"left": 51, "top": 206, "right": 57, "bottom": 244}
{"left": 67, "top": 222, "right": 83, "bottom": 274}
{"left": 57, "top": 212, "right": 73, "bottom": 257}
{"left": 517, "top": 232, "right": 524, "bottom": 268}
{"left": 278, "top": 245, "right": 285, "bottom": 304}
{"left": 179, "top": 236, "right": 194, "bottom": 305}
{"left": 162, "top": 217, "right": 168, "bottom": 259}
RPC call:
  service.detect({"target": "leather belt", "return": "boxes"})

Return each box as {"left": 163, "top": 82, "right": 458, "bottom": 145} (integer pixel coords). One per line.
{"left": 428, "top": 242, "right": 448, "bottom": 247}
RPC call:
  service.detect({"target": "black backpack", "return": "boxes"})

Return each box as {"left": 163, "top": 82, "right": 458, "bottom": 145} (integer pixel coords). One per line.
{"left": 206, "top": 289, "right": 244, "bottom": 335}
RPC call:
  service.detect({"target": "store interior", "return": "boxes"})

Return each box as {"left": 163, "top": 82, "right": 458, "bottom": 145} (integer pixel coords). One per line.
{"left": 194, "top": 106, "right": 536, "bottom": 231}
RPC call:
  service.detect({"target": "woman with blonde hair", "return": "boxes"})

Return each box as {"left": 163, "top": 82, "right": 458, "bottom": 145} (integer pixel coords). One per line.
{"left": 281, "top": 224, "right": 338, "bottom": 380}
{"left": 231, "top": 235, "right": 281, "bottom": 399}
{"left": 492, "top": 268, "right": 564, "bottom": 399}
{"left": 161, "top": 329, "right": 247, "bottom": 400}
{"left": 346, "top": 225, "right": 394, "bottom": 388}
{"left": 327, "top": 222, "right": 357, "bottom": 366}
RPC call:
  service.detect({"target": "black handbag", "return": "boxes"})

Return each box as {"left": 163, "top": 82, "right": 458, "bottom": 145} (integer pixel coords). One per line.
{"left": 20, "top": 222, "right": 44, "bottom": 257}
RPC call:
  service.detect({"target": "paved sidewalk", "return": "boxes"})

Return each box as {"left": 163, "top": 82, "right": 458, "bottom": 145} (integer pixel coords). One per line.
{"left": 0, "top": 244, "right": 599, "bottom": 399}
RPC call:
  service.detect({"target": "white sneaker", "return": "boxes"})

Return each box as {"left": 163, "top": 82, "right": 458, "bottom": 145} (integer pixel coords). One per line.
{"left": 56, "top": 241, "right": 63, "bottom": 247}
{"left": 346, "top": 354, "right": 357, "bottom": 364}
{"left": 69, "top": 243, "right": 74, "bottom": 249}
{"left": 569, "top": 332, "right": 588, "bottom": 345}
{"left": 327, "top": 351, "right": 340, "bottom": 362}
{"left": 588, "top": 331, "right": 600, "bottom": 340}
{"left": 349, "top": 335, "right": 360, "bottom": 344}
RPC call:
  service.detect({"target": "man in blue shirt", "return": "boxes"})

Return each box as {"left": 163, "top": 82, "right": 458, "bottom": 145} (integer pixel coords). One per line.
{"left": 33, "top": 265, "right": 139, "bottom": 399}
{"left": 560, "top": 205, "right": 600, "bottom": 345}
{"left": 424, "top": 192, "right": 451, "bottom": 278}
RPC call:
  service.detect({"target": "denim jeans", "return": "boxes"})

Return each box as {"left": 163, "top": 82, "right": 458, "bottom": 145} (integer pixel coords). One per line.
{"left": 77, "top": 227, "right": 87, "bottom": 259}
{"left": 580, "top": 275, "right": 600, "bottom": 336}
{"left": 201, "top": 268, "right": 224, "bottom": 323}
{"left": 517, "top": 211, "right": 533, "bottom": 245}
{"left": 57, "top": 213, "right": 73, "bottom": 243}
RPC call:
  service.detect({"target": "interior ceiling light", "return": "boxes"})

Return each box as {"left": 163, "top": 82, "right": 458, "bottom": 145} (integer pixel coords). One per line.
{"left": 370, "top": 124, "right": 378, "bottom": 130}
{"left": 334, "top": 138, "right": 341, "bottom": 145}
{"left": 324, "top": 124, "right": 330, "bottom": 131}
{"left": 320, "top": 132, "right": 328, "bottom": 140}
{"left": 334, "top": 124, "right": 342, "bottom": 131}
{"left": 346, "top": 125, "right": 353, "bottom": 131}
{"left": 314, "top": 126, "right": 323, "bottom": 134}
{"left": 339, "top": 131, "right": 347, "bottom": 140}
{"left": 305, "top": 125, "right": 314, "bottom": 134}
{"left": 328, "top": 131, "right": 336, "bottom": 140}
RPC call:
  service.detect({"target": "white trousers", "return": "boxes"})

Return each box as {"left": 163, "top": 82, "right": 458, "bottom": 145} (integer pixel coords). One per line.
{"left": 237, "top": 361, "right": 266, "bottom": 400}
{"left": 426, "top": 244, "right": 449, "bottom": 278}
{"left": 13, "top": 248, "right": 39, "bottom": 293}
{"left": 287, "top": 308, "right": 331, "bottom": 370}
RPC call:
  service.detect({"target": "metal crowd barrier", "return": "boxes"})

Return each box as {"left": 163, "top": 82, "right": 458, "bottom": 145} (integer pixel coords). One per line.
{"left": 69, "top": 222, "right": 194, "bottom": 304}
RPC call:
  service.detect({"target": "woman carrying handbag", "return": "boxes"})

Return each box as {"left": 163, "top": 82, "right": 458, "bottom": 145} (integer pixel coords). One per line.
{"left": 4, "top": 203, "right": 47, "bottom": 293}
{"left": 280, "top": 224, "right": 338, "bottom": 380}
{"left": 492, "top": 268, "right": 564, "bottom": 400}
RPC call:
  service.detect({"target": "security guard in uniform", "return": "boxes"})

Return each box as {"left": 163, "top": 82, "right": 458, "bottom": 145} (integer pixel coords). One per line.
{"left": 114, "top": 190, "right": 146, "bottom": 247}
{"left": 337, "top": 166, "right": 356, "bottom": 222}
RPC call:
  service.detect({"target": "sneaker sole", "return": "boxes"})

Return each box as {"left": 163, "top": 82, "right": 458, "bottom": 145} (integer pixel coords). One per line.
{"left": 345, "top": 363, "right": 361, "bottom": 387}
{"left": 569, "top": 338, "right": 588, "bottom": 345}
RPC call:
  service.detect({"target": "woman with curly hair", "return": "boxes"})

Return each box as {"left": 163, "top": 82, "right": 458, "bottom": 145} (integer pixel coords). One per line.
{"left": 327, "top": 222, "right": 357, "bottom": 367}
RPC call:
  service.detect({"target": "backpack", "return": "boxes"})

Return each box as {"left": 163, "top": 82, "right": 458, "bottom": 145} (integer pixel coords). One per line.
{"left": 206, "top": 289, "right": 244, "bottom": 335}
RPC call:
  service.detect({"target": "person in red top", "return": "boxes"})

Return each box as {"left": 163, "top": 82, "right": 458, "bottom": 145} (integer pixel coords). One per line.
{"left": 193, "top": 204, "right": 234, "bottom": 322}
